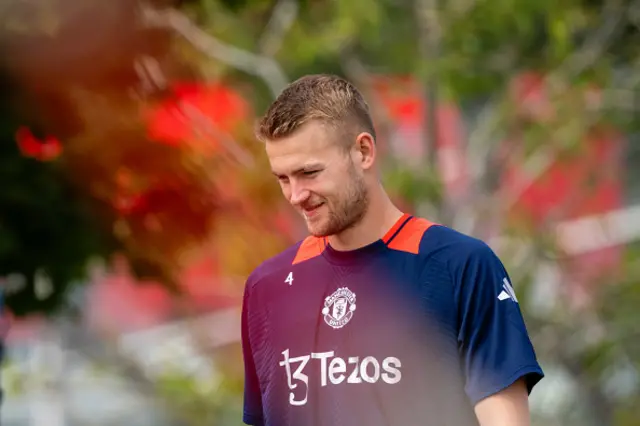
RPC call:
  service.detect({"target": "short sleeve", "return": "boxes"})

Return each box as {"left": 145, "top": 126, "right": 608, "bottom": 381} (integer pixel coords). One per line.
{"left": 241, "top": 281, "right": 264, "bottom": 425}
{"left": 454, "top": 243, "right": 544, "bottom": 405}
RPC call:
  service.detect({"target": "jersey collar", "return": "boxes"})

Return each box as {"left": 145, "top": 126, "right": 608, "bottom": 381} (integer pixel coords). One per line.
{"left": 321, "top": 213, "right": 414, "bottom": 265}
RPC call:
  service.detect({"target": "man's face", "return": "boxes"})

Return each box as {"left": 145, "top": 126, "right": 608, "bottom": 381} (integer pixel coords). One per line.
{"left": 265, "top": 121, "right": 369, "bottom": 237}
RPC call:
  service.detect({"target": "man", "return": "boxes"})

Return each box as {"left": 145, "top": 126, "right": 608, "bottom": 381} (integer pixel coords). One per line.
{"left": 242, "top": 74, "right": 544, "bottom": 426}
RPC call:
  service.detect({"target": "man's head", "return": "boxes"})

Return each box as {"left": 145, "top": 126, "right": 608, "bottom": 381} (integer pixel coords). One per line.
{"left": 256, "top": 74, "right": 378, "bottom": 238}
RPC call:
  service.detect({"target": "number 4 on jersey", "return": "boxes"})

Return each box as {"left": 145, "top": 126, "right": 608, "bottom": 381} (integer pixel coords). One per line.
{"left": 285, "top": 272, "right": 294, "bottom": 286}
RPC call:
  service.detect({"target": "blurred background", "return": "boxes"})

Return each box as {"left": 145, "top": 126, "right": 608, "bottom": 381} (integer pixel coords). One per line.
{"left": 0, "top": 0, "right": 639, "bottom": 425}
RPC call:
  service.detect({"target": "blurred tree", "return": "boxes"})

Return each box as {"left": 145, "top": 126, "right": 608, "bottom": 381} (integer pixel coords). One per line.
{"left": 0, "top": 0, "right": 292, "bottom": 317}
{"left": 0, "top": 67, "right": 111, "bottom": 316}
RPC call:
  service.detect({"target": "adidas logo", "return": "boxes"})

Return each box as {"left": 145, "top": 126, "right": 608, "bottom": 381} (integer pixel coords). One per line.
{"left": 497, "top": 278, "right": 518, "bottom": 303}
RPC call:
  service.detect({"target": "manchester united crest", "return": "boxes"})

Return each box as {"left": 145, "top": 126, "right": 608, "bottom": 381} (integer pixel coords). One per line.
{"left": 322, "top": 287, "right": 356, "bottom": 329}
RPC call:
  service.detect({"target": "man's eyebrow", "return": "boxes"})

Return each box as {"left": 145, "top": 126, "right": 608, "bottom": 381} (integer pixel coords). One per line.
{"left": 294, "top": 163, "right": 323, "bottom": 174}
{"left": 273, "top": 163, "right": 324, "bottom": 177}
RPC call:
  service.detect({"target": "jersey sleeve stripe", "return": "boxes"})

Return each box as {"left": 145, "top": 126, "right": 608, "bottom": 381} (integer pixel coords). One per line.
{"left": 387, "top": 217, "right": 434, "bottom": 254}
{"left": 292, "top": 236, "right": 326, "bottom": 264}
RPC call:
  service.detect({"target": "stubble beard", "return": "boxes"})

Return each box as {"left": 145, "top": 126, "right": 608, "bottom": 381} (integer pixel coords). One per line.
{"left": 307, "top": 166, "right": 369, "bottom": 238}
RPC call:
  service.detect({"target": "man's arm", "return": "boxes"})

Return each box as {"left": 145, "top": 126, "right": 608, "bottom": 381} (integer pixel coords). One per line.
{"left": 452, "top": 241, "right": 543, "bottom": 425}
{"left": 474, "top": 379, "right": 530, "bottom": 426}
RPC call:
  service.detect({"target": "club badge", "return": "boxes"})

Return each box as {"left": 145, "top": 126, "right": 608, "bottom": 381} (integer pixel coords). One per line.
{"left": 322, "top": 287, "right": 356, "bottom": 329}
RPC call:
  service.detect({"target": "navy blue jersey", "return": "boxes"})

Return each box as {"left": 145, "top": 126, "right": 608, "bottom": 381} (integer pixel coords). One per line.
{"left": 242, "top": 214, "right": 543, "bottom": 426}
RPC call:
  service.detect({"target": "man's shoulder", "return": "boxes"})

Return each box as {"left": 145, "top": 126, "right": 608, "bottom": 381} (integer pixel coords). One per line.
{"left": 418, "top": 220, "right": 496, "bottom": 264}
{"left": 416, "top": 221, "right": 507, "bottom": 293}
{"left": 245, "top": 237, "right": 316, "bottom": 290}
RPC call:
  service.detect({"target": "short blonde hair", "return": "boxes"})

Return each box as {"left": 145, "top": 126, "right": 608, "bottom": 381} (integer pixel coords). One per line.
{"left": 256, "top": 74, "right": 376, "bottom": 144}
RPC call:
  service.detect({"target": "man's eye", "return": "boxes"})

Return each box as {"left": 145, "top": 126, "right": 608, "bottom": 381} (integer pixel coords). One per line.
{"left": 303, "top": 170, "right": 319, "bottom": 176}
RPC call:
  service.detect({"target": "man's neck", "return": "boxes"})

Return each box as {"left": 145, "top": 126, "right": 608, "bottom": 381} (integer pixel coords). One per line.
{"left": 328, "top": 185, "right": 404, "bottom": 252}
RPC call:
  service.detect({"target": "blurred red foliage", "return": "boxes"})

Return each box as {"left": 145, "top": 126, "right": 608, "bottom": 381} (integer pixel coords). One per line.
{"left": 145, "top": 81, "right": 250, "bottom": 150}
{"left": 15, "top": 126, "right": 63, "bottom": 161}
{"left": 504, "top": 72, "right": 624, "bottom": 224}
{"left": 371, "top": 75, "right": 470, "bottom": 201}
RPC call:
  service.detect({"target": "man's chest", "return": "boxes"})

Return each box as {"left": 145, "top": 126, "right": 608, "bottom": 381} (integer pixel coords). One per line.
{"left": 258, "top": 260, "right": 456, "bottom": 362}
{"left": 269, "top": 265, "right": 396, "bottom": 334}
{"left": 252, "top": 261, "right": 462, "bottom": 414}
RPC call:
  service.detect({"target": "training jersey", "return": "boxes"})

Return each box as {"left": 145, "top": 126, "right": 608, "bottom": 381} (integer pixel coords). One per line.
{"left": 242, "top": 214, "right": 544, "bottom": 426}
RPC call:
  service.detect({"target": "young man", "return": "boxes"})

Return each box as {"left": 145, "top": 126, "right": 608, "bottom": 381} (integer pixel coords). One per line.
{"left": 242, "top": 74, "right": 544, "bottom": 426}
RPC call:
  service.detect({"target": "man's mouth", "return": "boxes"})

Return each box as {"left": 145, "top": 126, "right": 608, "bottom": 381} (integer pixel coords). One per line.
{"left": 302, "top": 202, "right": 324, "bottom": 218}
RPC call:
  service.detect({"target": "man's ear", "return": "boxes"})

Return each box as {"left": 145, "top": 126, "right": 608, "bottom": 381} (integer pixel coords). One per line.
{"left": 354, "top": 132, "right": 376, "bottom": 171}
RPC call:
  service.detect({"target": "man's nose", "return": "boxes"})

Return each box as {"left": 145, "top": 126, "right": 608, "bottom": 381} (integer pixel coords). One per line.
{"left": 289, "top": 183, "right": 311, "bottom": 206}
